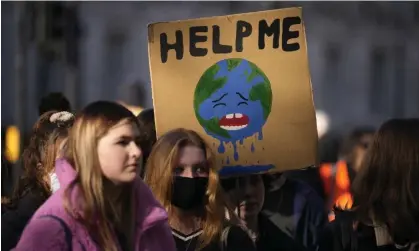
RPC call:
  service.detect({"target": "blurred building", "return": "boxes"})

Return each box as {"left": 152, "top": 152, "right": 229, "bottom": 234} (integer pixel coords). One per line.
{"left": 2, "top": 1, "right": 419, "bottom": 136}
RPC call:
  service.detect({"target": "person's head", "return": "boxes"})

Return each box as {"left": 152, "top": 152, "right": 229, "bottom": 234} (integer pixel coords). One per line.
{"left": 221, "top": 174, "right": 265, "bottom": 221}
{"left": 64, "top": 101, "right": 142, "bottom": 251}
{"left": 136, "top": 108, "right": 156, "bottom": 176}
{"left": 38, "top": 92, "right": 71, "bottom": 116}
{"left": 353, "top": 119, "right": 419, "bottom": 244}
{"left": 65, "top": 101, "right": 142, "bottom": 186}
{"left": 11, "top": 111, "right": 74, "bottom": 204}
{"left": 339, "top": 126, "right": 375, "bottom": 172}
{"left": 145, "top": 128, "right": 224, "bottom": 248}
{"left": 319, "top": 131, "right": 343, "bottom": 163}
{"left": 2, "top": 151, "right": 12, "bottom": 199}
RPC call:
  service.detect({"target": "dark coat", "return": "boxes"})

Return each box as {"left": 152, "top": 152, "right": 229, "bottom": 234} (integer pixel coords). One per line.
{"left": 256, "top": 213, "right": 306, "bottom": 251}
{"left": 316, "top": 210, "right": 419, "bottom": 251}
{"left": 1, "top": 191, "right": 46, "bottom": 251}
{"left": 262, "top": 176, "right": 328, "bottom": 250}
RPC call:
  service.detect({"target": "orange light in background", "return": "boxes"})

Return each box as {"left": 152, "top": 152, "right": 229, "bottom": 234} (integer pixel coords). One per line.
{"left": 117, "top": 101, "right": 144, "bottom": 116}
{"left": 5, "top": 125, "right": 20, "bottom": 163}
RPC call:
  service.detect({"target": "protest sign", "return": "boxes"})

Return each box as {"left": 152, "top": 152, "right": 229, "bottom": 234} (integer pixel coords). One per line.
{"left": 148, "top": 7, "right": 318, "bottom": 176}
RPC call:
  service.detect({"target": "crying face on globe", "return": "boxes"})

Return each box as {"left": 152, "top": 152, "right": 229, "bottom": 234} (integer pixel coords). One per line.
{"left": 193, "top": 58, "right": 273, "bottom": 160}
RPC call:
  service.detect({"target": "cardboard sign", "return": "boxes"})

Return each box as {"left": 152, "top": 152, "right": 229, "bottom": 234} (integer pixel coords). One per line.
{"left": 148, "top": 7, "right": 318, "bottom": 176}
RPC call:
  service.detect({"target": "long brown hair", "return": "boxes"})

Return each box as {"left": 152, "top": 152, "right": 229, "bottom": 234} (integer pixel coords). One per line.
{"left": 5, "top": 111, "right": 74, "bottom": 208}
{"left": 144, "top": 128, "right": 225, "bottom": 249}
{"left": 352, "top": 118, "right": 419, "bottom": 244}
{"left": 63, "top": 101, "right": 139, "bottom": 251}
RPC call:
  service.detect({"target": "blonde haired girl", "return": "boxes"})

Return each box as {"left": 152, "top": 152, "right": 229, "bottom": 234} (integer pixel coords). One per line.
{"left": 145, "top": 128, "right": 255, "bottom": 251}
{"left": 14, "top": 101, "right": 175, "bottom": 251}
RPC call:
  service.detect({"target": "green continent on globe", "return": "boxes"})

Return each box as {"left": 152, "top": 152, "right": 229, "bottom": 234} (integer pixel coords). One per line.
{"left": 246, "top": 63, "right": 272, "bottom": 120}
{"left": 194, "top": 63, "right": 230, "bottom": 138}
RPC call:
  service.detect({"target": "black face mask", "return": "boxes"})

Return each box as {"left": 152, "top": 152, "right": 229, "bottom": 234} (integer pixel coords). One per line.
{"left": 171, "top": 176, "right": 208, "bottom": 211}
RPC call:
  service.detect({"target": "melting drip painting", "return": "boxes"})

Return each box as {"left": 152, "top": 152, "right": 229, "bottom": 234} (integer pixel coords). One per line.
{"left": 193, "top": 58, "right": 274, "bottom": 175}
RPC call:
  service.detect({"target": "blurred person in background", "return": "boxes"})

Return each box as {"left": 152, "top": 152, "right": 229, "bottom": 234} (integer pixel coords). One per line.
{"left": 316, "top": 119, "right": 419, "bottom": 251}
{"left": 284, "top": 111, "right": 340, "bottom": 202}
{"left": 2, "top": 152, "right": 13, "bottom": 207}
{"left": 2, "top": 125, "right": 14, "bottom": 200}
{"left": 137, "top": 108, "right": 156, "bottom": 178}
{"left": 319, "top": 126, "right": 375, "bottom": 221}
{"left": 261, "top": 111, "right": 330, "bottom": 248}
{"left": 1, "top": 125, "right": 21, "bottom": 200}
{"left": 261, "top": 172, "right": 327, "bottom": 250}
{"left": 319, "top": 132, "right": 343, "bottom": 164}
{"left": 38, "top": 92, "right": 72, "bottom": 116}
{"left": 14, "top": 101, "right": 175, "bottom": 251}
{"left": 284, "top": 165, "right": 326, "bottom": 205}
{"left": 222, "top": 174, "right": 306, "bottom": 251}
{"left": 339, "top": 127, "right": 375, "bottom": 174}
{"left": 317, "top": 110, "right": 342, "bottom": 165}
{"left": 2, "top": 111, "right": 74, "bottom": 251}
{"left": 145, "top": 128, "right": 256, "bottom": 251}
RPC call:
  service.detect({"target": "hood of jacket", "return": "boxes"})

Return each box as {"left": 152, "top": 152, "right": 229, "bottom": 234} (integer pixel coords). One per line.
{"left": 133, "top": 178, "right": 169, "bottom": 234}
{"left": 54, "top": 158, "right": 77, "bottom": 189}
{"left": 54, "top": 158, "right": 168, "bottom": 232}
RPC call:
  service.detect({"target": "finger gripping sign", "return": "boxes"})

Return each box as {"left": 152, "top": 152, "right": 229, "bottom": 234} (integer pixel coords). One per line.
{"left": 148, "top": 7, "right": 318, "bottom": 177}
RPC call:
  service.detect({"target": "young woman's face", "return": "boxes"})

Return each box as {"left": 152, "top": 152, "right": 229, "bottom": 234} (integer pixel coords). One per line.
{"left": 353, "top": 134, "right": 374, "bottom": 172}
{"left": 97, "top": 119, "right": 142, "bottom": 184}
{"left": 224, "top": 175, "right": 265, "bottom": 219}
{"left": 173, "top": 145, "right": 208, "bottom": 178}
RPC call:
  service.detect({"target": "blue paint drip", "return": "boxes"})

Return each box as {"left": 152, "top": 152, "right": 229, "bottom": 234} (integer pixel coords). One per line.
{"left": 217, "top": 131, "right": 264, "bottom": 164}
{"left": 226, "top": 156, "right": 230, "bottom": 165}
{"left": 233, "top": 142, "right": 239, "bottom": 161}
{"left": 251, "top": 142, "right": 255, "bottom": 152}
{"left": 218, "top": 141, "right": 225, "bottom": 153}
{"left": 258, "top": 130, "right": 263, "bottom": 140}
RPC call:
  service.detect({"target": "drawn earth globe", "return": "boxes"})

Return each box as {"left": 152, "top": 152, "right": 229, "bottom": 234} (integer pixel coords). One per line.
{"left": 193, "top": 58, "right": 273, "bottom": 143}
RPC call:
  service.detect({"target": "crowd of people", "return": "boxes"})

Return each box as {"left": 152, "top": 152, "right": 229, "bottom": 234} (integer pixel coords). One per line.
{"left": 1, "top": 92, "right": 418, "bottom": 251}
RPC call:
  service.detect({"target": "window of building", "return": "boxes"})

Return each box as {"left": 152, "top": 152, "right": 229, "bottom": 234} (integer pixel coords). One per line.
{"left": 324, "top": 43, "right": 342, "bottom": 86}
{"left": 414, "top": 3, "right": 419, "bottom": 23}
{"left": 392, "top": 45, "right": 406, "bottom": 117}
{"left": 103, "top": 32, "right": 126, "bottom": 100}
{"left": 321, "top": 43, "right": 342, "bottom": 109}
{"left": 369, "top": 47, "right": 389, "bottom": 114}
